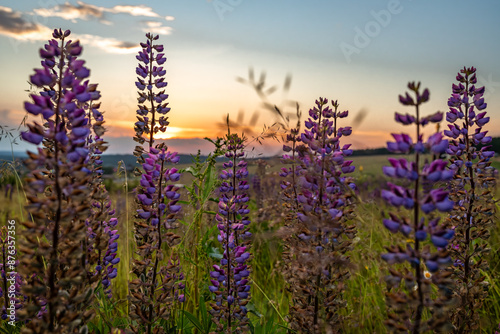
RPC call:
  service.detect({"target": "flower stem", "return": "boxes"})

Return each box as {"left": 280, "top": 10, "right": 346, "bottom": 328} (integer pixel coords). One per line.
{"left": 48, "top": 35, "right": 66, "bottom": 331}
{"left": 413, "top": 101, "right": 423, "bottom": 334}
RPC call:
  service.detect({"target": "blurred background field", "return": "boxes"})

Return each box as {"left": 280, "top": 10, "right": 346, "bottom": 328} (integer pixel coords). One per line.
{"left": 1, "top": 151, "right": 499, "bottom": 332}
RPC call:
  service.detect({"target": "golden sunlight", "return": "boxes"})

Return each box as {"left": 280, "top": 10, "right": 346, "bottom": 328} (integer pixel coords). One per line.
{"left": 154, "top": 126, "right": 183, "bottom": 139}
{"left": 153, "top": 126, "right": 208, "bottom": 139}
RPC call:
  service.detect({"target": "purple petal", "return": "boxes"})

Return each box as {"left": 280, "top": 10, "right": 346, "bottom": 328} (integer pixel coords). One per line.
{"left": 383, "top": 219, "right": 400, "bottom": 233}
{"left": 21, "top": 131, "right": 44, "bottom": 145}
{"left": 72, "top": 127, "right": 90, "bottom": 138}
{"left": 436, "top": 198, "right": 454, "bottom": 212}
{"left": 426, "top": 260, "right": 439, "bottom": 273}
{"left": 415, "top": 230, "right": 427, "bottom": 241}
{"left": 431, "top": 235, "right": 448, "bottom": 248}
{"left": 169, "top": 204, "right": 181, "bottom": 213}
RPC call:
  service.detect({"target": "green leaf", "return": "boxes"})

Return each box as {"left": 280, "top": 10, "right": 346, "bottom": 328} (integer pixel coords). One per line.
{"left": 277, "top": 324, "right": 294, "bottom": 332}
{"left": 181, "top": 166, "right": 198, "bottom": 177}
{"left": 201, "top": 225, "right": 218, "bottom": 254}
{"left": 208, "top": 251, "right": 223, "bottom": 260}
{"left": 180, "top": 310, "right": 204, "bottom": 332}
{"left": 87, "top": 323, "right": 101, "bottom": 334}
{"left": 201, "top": 163, "right": 215, "bottom": 203}
{"left": 183, "top": 184, "right": 198, "bottom": 201}
{"left": 249, "top": 320, "right": 255, "bottom": 334}
{"left": 266, "top": 316, "right": 275, "bottom": 331}
{"left": 178, "top": 219, "right": 190, "bottom": 227}
{"left": 246, "top": 302, "right": 263, "bottom": 318}
{"left": 199, "top": 296, "right": 212, "bottom": 331}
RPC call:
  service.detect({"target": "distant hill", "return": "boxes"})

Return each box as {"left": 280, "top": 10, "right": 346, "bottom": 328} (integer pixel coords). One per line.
{"left": 100, "top": 153, "right": 204, "bottom": 169}
{"left": 478, "top": 136, "right": 500, "bottom": 153}
{"left": 351, "top": 147, "right": 393, "bottom": 156}
{"left": 0, "top": 151, "right": 28, "bottom": 160}
{"left": 0, "top": 152, "right": 205, "bottom": 165}
{"left": 352, "top": 136, "right": 500, "bottom": 156}
{"left": 1, "top": 136, "right": 498, "bottom": 168}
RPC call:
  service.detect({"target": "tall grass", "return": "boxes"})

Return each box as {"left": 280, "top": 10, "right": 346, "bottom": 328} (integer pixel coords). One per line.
{"left": 1, "top": 150, "right": 498, "bottom": 332}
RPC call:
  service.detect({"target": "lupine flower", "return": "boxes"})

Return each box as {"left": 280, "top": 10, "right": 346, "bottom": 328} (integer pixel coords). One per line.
{"left": 133, "top": 33, "right": 171, "bottom": 151}
{"left": 18, "top": 28, "right": 95, "bottom": 332}
{"left": 280, "top": 98, "right": 356, "bottom": 332}
{"left": 128, "top": 33, "right": 184, "bottom": 334}
{"left": 77, "top": 82, "right": 121, "bottom": 300}
{"left": 129, "top": 146, "right": 184, "bottom": 332}
{"left": 209, "top": 132, "right": 252, "bottom": 333}
{"left": 381, "top": 82, "right": 454, "bottom": 333}
{"left": 444, "top": 66, "right": 497, "bottom": 332}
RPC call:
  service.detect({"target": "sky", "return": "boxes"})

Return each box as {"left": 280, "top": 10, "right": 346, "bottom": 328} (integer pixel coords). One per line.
{"left": 0, "top": 0, "right": 499, "bottom": 156}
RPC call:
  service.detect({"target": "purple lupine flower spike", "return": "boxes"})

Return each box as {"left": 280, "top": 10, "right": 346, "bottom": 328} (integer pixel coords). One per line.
{"left": 210, "top": 131, "right": 252, "bottom": 332}
{"left": 78, "top": 81, "right": 121, "bottom": 299}
{"left": 129, "top": 33, "right": 184, "bottom": 333}
{"left": 279, "top": 98, "right": 357, "bottom": 332}
{"left": 19, "top": 28, "right": 96, "bottom": 332}
{"left": 382, "top": 82, "right": 455, "bottom": 333}
{"left": 444, "top": 67, "right": 496, "bottom": 331}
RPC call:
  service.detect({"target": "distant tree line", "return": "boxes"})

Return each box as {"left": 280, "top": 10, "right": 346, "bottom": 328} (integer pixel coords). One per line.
{"left": 478, "top": 136, "right": 500, "bottom": 154}
{"left": 352, "top": 137, "right": 499, "bottom": 156}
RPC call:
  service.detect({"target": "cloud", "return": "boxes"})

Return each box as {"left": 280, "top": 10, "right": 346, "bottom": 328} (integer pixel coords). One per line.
{"left": 142, "top": 21, "right": 173, "bottom": 35}
{"left": 0, "top": 109, "right": 24, "bottom": 128}
{"left": 0, "top": 4, "right": 173, "bottom": 51}
{"left": 0, "top": 6, "right": 140, "bottom": 54}
{"left": 0, "top": 6, "right": 52, "bottom": 41}
{"left": 33, "top": 1, "right": 111, "bottom": 24}
{"left": 74, "top": 33, "right": 141, "bottom": 54}
{"left": 31, "top": 1, "right": 175, "bottom": 24}
{"left": 111, "top": 5, "right": 161, "bottom": 18}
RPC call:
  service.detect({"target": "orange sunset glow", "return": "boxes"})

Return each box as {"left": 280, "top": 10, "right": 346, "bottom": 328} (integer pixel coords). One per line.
{"left": 0, "top": 1, "right": 499, "bottom": 155}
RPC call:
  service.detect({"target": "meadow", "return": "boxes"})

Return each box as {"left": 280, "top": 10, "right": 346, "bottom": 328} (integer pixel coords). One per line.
{"left": 0, "top": 29, "right": 499, "bottom": 333}
{"left": 1, "top": 154, "right": 499, "bottom": 333}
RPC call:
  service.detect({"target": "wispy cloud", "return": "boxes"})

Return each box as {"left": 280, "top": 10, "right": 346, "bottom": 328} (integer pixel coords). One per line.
{"left": 31, "top": 1, "right": 175, "bottom": 24}
{"left": 33, "top": 1, "right": 112, "bottom": 24}
{"left": 0, "top": 6, "right": 52, "bottom": 41}
{"left": 74, "top": 33, "right": 140, "bottom": 54}
{"left": 142, "top": 21, "right": 173, "bottom": 35}
{"left": 0, "top": 6, "right": 140, "bottom": 54}
{"left": 0, "top": 109, "right": 25, "bottom": 129}
{"left": 111, "top": 5, "right": 163, "bottom": 18}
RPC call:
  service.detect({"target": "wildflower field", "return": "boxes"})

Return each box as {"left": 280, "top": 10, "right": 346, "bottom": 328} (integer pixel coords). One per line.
{"left": 0, "top": 29, "right": 499, "bottom": 333}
